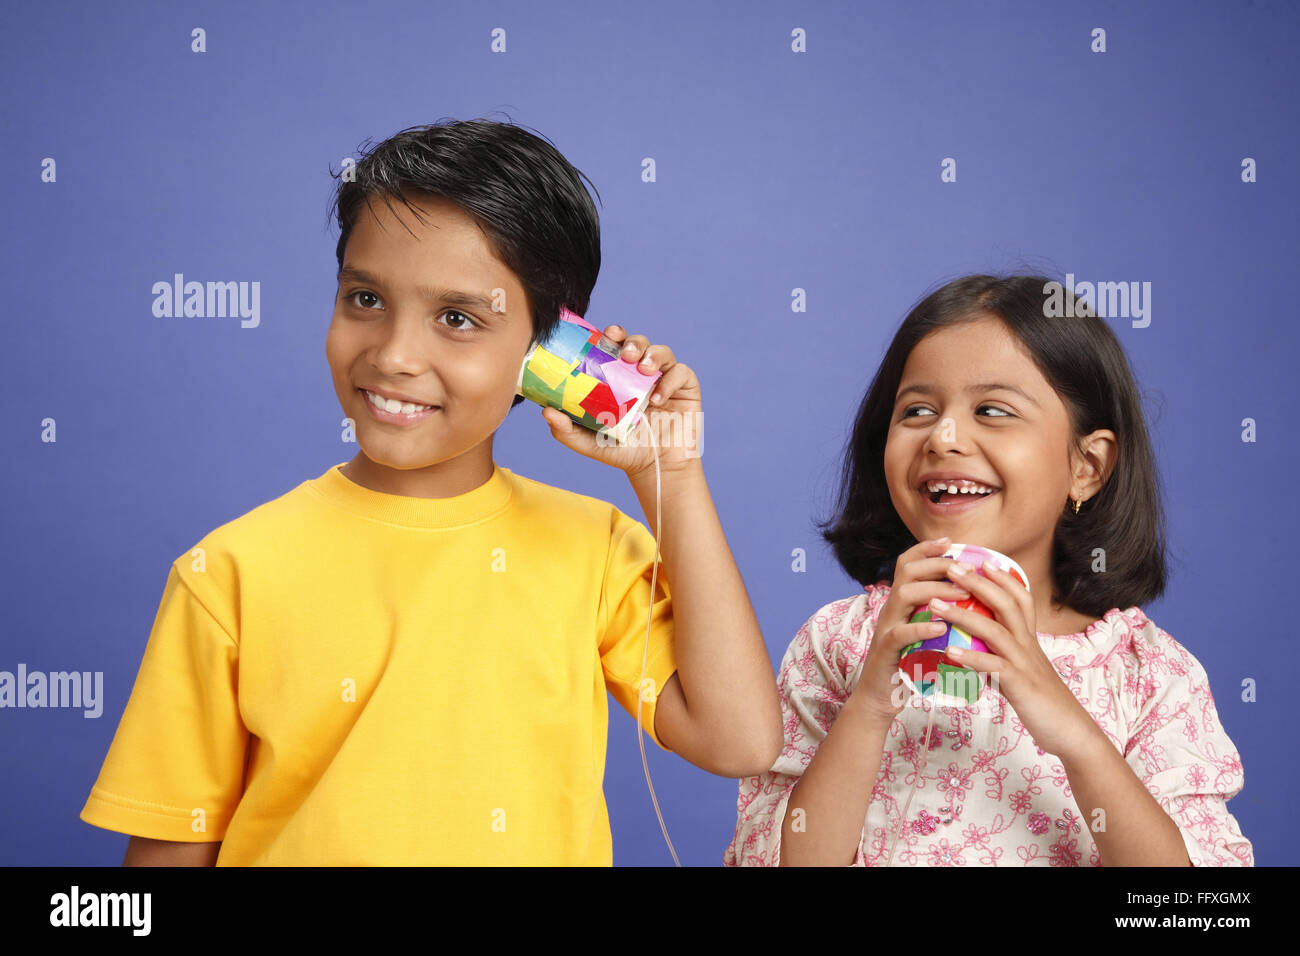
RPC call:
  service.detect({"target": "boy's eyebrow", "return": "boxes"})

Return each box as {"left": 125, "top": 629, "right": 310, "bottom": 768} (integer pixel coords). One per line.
{"left": 895, "top": 382, "right": 1041, "bottom": 408}
{"left": 337, "top": 266, "right": 502, "bottom": 314}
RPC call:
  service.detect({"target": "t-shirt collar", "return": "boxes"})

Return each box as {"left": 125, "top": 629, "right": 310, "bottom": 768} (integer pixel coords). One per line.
{"left": 310, "top": 461, "right": 515, "bottom": 529}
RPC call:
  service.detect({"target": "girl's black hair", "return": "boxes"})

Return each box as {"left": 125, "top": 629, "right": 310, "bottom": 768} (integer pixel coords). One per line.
{"left": 815, "top": 274, "right": 1168, "bottom": 619}
{"left": 326, "top": 116, "right": 603, "bottom": 408}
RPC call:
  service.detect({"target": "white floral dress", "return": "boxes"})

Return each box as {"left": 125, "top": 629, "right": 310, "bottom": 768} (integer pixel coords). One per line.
{"left": 725, "top": 583, "right": 1253, "bottom": 866}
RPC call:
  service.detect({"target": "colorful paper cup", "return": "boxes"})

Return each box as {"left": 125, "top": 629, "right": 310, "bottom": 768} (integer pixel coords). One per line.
{"left": 898, "top": 543, "right": 1030, "bottom": 706}
{"left": 516, "top": 306, "right": 661, "bottom": 444}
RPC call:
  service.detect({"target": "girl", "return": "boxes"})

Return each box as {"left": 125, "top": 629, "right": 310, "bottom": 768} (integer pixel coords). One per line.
{"left": 725, "top": 274, "right": 1252, "bottom": 866}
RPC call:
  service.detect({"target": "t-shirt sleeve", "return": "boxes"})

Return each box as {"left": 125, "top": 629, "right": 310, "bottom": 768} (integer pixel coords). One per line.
{"left": 79, "top": 563, "right": 249, "bottom": 842}
{"left": 598, "top": 510, "right": 677, "bottom": 752}
{"left": 724, "top": 590, "right": 887, "bottom": 867}
{"left": 1122, "top": 623, "right": 1254, "bottom": 866}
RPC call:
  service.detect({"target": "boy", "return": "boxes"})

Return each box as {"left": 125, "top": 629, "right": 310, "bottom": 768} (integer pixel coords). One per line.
{"left": 79, "top": 119, "right": 782, "bottom": 865}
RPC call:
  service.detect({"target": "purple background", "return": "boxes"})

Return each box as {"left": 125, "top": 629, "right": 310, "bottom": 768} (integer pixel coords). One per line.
{"left": 2, "top": 0, "right": 1294, "bottom": 865}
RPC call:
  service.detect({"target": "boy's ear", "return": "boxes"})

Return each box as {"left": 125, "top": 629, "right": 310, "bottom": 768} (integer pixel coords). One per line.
{"left": 511, "top": 329, "right": 543, "bottom": 411}
{"left": 511, "top": 339, "right": 532, "bottom": 410}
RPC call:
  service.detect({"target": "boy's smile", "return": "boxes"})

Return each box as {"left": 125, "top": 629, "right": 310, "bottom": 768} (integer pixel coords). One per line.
{"left": 325, "top": 192, "right": 534, "bottom": 498}
{"left": 358, "top": 385, "right": 441, "bottom": 423}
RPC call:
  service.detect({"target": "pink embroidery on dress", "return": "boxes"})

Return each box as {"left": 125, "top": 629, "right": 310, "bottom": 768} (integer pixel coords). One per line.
{"left": 911, "top": 810, "right": 940, "bottom": 835}
{"left": 1050, "top": 834, "right": 1082, "bottom": 866}
{"left": 1016, "top": 843, "right": 1044, "bottom": 865}
{"left": 937, "top": 763, "right": 974, "bottom": 797}
{"left": 1057, "top": 808, "right": 1082, "bottom": 834}
{"left": 722, "top": 588, "right": 1254, "bottom": 868}
{"left": 928, "top": 839, "right": 965, "bottom": 866}
{"left": 945, "top": 727, "right": 974, "bottom": 749}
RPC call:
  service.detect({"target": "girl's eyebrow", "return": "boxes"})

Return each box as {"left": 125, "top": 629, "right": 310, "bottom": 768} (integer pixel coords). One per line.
{"left": 895, "top": 382, "right": 1040, "bottom": 408}
{"left": 337, "top": 266, "right": 500, "bottom": 314}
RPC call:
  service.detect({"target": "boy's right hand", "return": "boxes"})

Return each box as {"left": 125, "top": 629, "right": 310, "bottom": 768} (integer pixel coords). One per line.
{"left": 848, "top": 537, "right": 972, "bottom": 725}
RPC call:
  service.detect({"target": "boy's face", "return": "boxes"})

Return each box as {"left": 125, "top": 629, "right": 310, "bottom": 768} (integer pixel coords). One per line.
{"left": 325, "top": 192, "right": 534, "bottom": 493}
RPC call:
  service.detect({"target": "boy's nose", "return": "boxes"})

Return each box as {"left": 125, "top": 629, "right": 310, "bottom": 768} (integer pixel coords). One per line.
{"left": 371, "top": 316, "right": 439, "bottom": 372}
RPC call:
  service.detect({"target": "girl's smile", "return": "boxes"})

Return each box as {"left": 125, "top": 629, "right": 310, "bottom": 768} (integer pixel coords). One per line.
{"left": 919, "top": 485, "right": 1000, "bottom": 517}
{"left": 918, "top": 473, "right": 1002, "bottom": 514}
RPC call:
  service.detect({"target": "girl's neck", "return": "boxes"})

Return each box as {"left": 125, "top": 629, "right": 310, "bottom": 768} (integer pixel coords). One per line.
{"left": 1036, "top": 602, "right": 1097, "bottom": 636}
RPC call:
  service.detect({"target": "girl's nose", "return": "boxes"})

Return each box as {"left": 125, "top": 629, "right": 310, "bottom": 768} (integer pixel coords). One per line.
{"left": 924, "top": 415, "right": 965, "bottom": 452}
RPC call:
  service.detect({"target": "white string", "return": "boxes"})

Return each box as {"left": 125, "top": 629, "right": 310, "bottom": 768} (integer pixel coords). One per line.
{"left": 885, "top": 690, "right": 939, "bottom": 867}
{"left": 632, "top": 411, "right": 680, "bottom": 866}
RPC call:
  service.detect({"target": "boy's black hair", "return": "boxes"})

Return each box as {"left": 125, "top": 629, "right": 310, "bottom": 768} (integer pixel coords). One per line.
{"left": 816, "top": 274, "right": 1168, "bottom": 619}
{"left": 327, "top": 117, "right": 602, "bottom": 408}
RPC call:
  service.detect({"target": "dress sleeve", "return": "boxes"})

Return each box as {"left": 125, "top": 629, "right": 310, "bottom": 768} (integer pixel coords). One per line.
{"left": 724, "top": 591, "right": 885, "bottom": 866}
{"left": 79, "top": 563, "right": 249, "bottom": 842}
{"left": 1122, "top": 620, "right": 1254, "bottom": 866}
{"left": 598, "top": 510, "right": 677, "bottom": 752}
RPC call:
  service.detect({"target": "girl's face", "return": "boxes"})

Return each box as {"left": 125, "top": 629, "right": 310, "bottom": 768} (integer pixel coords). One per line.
{"left": 883, "top": 315, "right": 1099, "bottom": 585}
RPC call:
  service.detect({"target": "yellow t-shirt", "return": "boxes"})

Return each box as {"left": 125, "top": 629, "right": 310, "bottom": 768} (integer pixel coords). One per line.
{"left": 79, "top": 461, "right": 677, "bottom": 865}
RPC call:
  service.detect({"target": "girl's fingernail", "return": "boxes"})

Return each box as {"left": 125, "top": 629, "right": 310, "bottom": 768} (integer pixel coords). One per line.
{"left": 949, "top": 561, "right": 974, "bottom": 576}
{"left": 948, "top": 646, "right": 964, "bottom": 658}
{"left": 929, "top": 622, "right": 947, "bottom": 634}
{"left": 651, "top": 392, "right": 663, "bottom": 404}
{"left": 931, "top": 598, "right": 949, "bottom": 610}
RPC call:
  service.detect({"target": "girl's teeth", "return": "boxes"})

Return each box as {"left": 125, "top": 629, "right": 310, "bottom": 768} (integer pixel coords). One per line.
{"left": 926, "top": 481, "right": 995, "bottom": 494}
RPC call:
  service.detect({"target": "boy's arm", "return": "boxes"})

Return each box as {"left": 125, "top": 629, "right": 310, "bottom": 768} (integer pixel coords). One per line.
{"left": 123, "top": 836, "right": 222, "bottom": 866}
{"left": 632, "top": 459, "right": 783, "bottom": 777}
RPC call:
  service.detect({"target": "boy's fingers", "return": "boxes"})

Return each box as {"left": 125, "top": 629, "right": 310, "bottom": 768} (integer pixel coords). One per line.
{"left": 542, "top": 407, "right": 594, "bottom": 454}
{"left": 635, "top": 343, "right": 675, "bottom": 373}
{"left": 649, "top": 363, "right": 687, "bottom": 403}
{"left": 619, "top": 334, "right": 650, "bottom": 359}
{"left": 605, "top": 331, "right": 677, "bottom": 374}
{"left": 541, "top": 406, "right": 571, "bottom": 430}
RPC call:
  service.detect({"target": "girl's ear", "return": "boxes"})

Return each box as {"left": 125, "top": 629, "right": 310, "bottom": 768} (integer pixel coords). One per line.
{"left": 1070, "top": 429, "right": 1118, "bottom": 496}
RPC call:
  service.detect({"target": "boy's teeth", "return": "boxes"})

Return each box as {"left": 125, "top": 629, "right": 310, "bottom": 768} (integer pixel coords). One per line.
{"left": 366, "top": 390, "right": 432, "bottom": 413}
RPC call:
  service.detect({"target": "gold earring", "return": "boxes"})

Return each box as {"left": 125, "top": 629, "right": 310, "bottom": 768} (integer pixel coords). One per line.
{"left": 1071, "top": 497, "right": 1082, "bottom": 514}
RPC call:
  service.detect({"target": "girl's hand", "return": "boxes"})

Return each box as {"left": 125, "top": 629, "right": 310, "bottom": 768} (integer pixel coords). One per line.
{"left": 848, "top": 538, "right": 977, "bottom": 724}
{"left": 928, "top": 562, "right": 1098, "bottom": 759}
{"left": 541, "top": 325, "right": 702, "bottom": 479}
